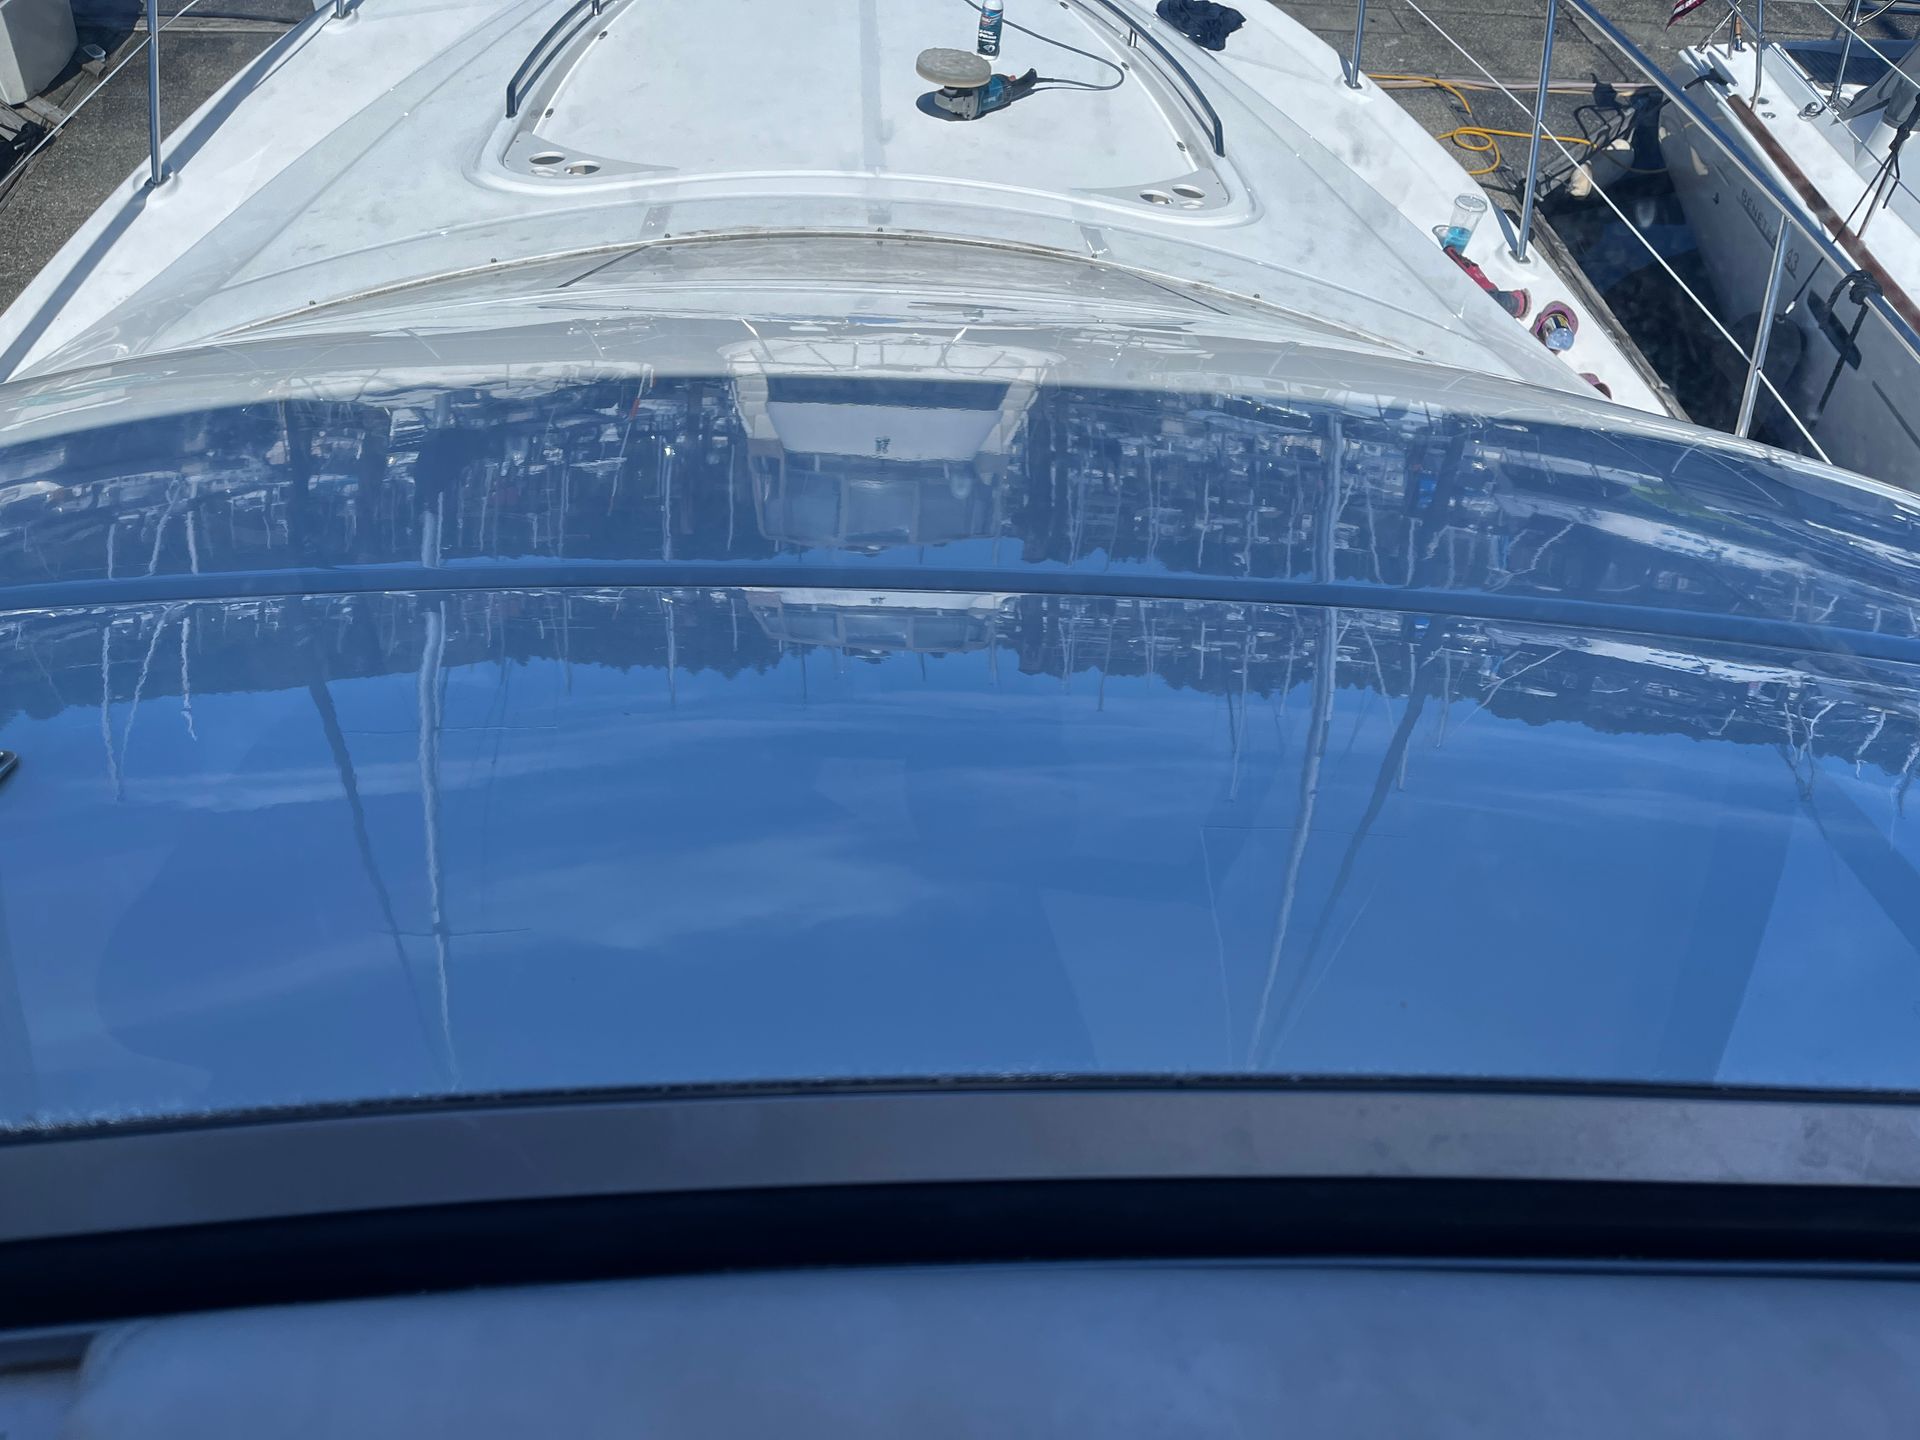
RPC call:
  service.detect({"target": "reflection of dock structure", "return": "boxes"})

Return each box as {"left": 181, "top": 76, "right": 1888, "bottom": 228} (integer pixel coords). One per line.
{"left": 2, "top": 369, "right": 1919, "bottom": 791}
{"left": 13, "top": 579, "right": 1918, "bottom": 805}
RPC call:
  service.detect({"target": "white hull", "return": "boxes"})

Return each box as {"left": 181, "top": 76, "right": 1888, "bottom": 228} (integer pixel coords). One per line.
{"left": 1662, "top": 49, "right": 1920, "bottom": 488}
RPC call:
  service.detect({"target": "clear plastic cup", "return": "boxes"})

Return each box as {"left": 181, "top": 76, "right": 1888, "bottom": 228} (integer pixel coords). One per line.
{"left": 1442, "top": 193, "right": 1488, "bottom": 252}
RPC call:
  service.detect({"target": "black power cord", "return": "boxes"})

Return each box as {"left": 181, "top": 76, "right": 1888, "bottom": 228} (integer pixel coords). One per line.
{"left": 955, "top": 0, "right": 1129, "bottom": 92}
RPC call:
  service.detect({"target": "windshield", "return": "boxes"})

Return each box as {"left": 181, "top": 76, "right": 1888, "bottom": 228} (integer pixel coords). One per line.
{"left": 1, "top": 365, "right": 1919, "bottom": 1131}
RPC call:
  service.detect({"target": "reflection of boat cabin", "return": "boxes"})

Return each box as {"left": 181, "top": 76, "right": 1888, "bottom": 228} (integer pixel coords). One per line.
{"left": 726, "top": 339, "right": 1048, "bottom": 551}
{"left": 746, "top": 588, "right": 1006, "bottom": 657}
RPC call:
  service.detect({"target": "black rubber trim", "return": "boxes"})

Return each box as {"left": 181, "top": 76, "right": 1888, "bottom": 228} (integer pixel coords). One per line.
{"left": 9, "top": 1086, "right": 1920, "bottom": 1247}
{"left": 11, "top": 1086, "right": 1920, "bottom": 1326}
{"left": 15, "top": 1177, "right": 1920, "bottom": 1329}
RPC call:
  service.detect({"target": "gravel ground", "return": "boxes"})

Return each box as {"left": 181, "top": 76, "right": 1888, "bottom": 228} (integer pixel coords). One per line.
{"left": 0, "top": 0, "right": 301, "bottom": 311}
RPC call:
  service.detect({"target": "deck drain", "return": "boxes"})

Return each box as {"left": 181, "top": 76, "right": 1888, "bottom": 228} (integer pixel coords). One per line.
{"left": 1171, "top": 183, "right": 1205, "bottom": 199}
{"left": 530, "top": 151, "right": 565, "bottom": 165}
{"left": 1140, "top": 189, "right": 1172, "bottom": 205}
{"left": 565, "top": 161, "right": 601, "bottom": 175}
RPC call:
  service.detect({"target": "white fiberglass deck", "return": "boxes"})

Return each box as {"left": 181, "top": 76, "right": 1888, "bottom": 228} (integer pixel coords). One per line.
{"left": 0, "top": 0, "right": 1665, "bottom": 416}
{"left": 532, "top": 0, "right": 1198, "bottom": 197}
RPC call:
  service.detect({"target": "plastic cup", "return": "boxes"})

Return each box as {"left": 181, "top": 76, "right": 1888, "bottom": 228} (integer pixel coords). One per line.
{"left": 1443, "top": 193, "right": 1488, "bottom": 252}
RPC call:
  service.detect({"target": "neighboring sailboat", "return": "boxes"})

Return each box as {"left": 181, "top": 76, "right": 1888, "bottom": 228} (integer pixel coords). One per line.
{"left": 1667, "top": 17, "right": 1920, "bottom": 482}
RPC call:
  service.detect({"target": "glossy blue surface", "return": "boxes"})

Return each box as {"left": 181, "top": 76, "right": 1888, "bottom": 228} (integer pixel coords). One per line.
{"left": 2, "top": 374, "right": 1919, "bottom": 1126}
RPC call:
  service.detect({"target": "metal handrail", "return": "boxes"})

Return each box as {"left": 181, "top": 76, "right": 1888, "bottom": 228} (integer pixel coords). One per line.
{"left": 1735, "top": 220, "right": 1792, "bottom": 432}
{"left": 120, "top": 0, "right": 335, "bottom": 194}
{"left": 1769, "top": 0, "right": 1916, "bottom": 94}
{"left": 144, "top": 0, "right": 167, "bottom": 187}
{"left": 506, "top": 0, "right": 604, "bottom": 121}
{"left": 1084, "top": 0, "right": 1227, "bottom": 155}
{"left": 1514, "top": 0, "right": 1559, "bottom": 259}
{"left": 1830, "top": 0, "right": 1863, "bottom": 104}
{"left": 1713, "top": 0, "right": 1918, "bottom": 108}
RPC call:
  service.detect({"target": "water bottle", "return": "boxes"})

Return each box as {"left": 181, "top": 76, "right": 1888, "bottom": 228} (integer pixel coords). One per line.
{"left": 977, "top": 1, "right": 1004, "bottom": 57}
{"left": 1537, "top": 310, "right": 1577, "bottom": 352}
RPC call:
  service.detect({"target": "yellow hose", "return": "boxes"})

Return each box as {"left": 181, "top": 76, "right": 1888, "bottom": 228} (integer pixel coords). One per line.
{"left": 1366, "top": 73, "right": 1605, "bottom": 177}
{"left": 1434, "top": 125, "right": 1598, "bottom": 176}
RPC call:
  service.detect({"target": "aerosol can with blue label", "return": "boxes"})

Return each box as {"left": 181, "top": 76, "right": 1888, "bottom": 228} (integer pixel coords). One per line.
{"left": 976, "top": 1, "right": 1004, "bottom": 57}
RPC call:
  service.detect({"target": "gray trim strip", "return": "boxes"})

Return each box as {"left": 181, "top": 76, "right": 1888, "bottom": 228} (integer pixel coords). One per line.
{"left": 2, "top": 568, "right": 1915, "bottom": 669}
{"left": 5, "top": 1088, "right": 1920, "bottom": 1244}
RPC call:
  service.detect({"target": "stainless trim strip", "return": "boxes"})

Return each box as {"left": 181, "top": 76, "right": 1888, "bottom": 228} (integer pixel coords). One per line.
{"left": 5, "top": 1087, "right": 1920, "bottom": 1244}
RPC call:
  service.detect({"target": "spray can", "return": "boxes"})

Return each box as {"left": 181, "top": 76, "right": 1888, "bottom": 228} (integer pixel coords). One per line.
{"left": 977, "top": 1, "right": 1004, "bottom": 57}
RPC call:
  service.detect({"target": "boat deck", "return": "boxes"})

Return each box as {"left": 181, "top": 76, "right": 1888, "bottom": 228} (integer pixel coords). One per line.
{"left": 0, "top": 0, "right": 1710, "bottom": 313}
{"left": 0, "top": 0, "right": 1685, "bottom": 413}
{"left": 530, "top": 0, "right": 1206, "bottom": 200}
